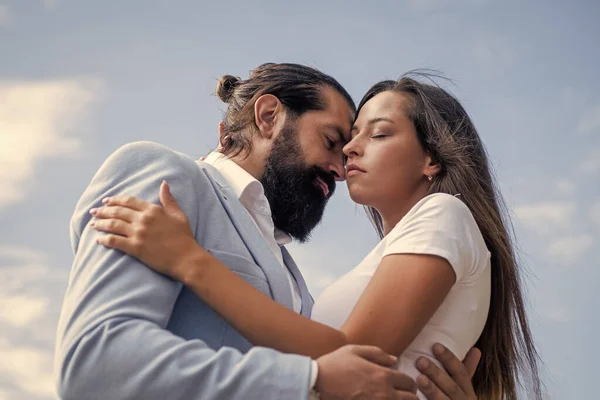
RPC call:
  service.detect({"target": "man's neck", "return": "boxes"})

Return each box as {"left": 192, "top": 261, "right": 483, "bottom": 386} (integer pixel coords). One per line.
{"left": 227, "top": 151, "right": 265, "bottom": 180}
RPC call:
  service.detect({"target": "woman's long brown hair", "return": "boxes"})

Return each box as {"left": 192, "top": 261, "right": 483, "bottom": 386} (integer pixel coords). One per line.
{"left": 358, "top": 73, "right": 543, "bottom": 400}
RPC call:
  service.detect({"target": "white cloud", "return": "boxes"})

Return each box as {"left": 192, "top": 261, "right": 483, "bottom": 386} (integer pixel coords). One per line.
{"left": 578, "top": 104, "right": 600, "bottom": 134}
{"left": 0, "top": 4, "right": 11, "bottom": 27}
{"left": 548, "top": 234, "right": 594, "bottom": 264}
{"left": 0, "top": 344, "right": 56, "bottom": 398}
{"left": 0, "top": 296, "right": 48, "bottom": 327}
{"left": 0, "top": 246, "right": 54, "bottom": 293}
{"left": 0, "top": 246, "right": 68, "bottom": 399}
{"left": 0, "top": 245, "right": 46, "bottom": 263}
{"left": 0, "top": 78, "right": 103, "bottom": 210}
{"left": 515, "top": 202, "right": 575, "bottom": 232}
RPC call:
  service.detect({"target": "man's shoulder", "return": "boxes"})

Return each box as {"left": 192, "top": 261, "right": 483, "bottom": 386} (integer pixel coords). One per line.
{"left": 101, "top": 141, "right": 213, "bottom": 185}
{"left": 107, "top": 141, "right": 196, "bottom": 170}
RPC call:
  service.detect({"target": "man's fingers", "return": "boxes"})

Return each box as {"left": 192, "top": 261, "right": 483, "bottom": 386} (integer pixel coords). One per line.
{"left": 396, "top": 391, "right": 420, "bottom": 400}
{"left": 415, "top": 357, "right": 461, "bottom": 399}
{"left": 350, "top": 345, "right": 398, "bottom": 367}
{"left": 432, "top": 343, "right": 474, "bottom": 395}
{"left": 416, "top": 374, "right": 450, "bottom": 400}
{"left": 388, "top": 370, "right": 417, "bottom": 393}
{"left": 102, "top": 195, "right": 150, "bottom": 211}
{"left": 462, "top": 347, "right": 481, "bottom": 378}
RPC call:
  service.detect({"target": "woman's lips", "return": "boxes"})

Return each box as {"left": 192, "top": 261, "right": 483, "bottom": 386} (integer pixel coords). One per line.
{"left": 346, "top": 169, "right": 365, "bottom": 177}
{"left": 345, "top": 162, "right": 366, "bottom": 178}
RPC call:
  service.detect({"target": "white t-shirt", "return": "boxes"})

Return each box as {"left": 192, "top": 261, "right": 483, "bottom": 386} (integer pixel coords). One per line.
{"left": 311, "top": 193, "right": 491, "bottom": 392}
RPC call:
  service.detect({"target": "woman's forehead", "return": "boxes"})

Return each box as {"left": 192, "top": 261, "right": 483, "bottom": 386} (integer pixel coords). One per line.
{"left": 355, "top": 91, "right": 409, "bottom": 125}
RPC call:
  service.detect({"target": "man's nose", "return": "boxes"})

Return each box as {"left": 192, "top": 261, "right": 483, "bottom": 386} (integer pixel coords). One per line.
{"left": 329, "top": 155, "right": 346, "bottom": 182}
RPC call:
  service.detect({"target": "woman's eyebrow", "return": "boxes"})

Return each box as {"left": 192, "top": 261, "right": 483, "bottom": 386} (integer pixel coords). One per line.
{"left": 367, "top": 117, "right": 394, "bottom": 125}
{"left": 351, "top": 116, "right": 394, "bottom": 132}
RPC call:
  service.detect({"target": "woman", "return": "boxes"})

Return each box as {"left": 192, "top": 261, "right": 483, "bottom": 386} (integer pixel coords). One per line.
{"left": 90, "top": 74, "right": 542, "bottom": 399}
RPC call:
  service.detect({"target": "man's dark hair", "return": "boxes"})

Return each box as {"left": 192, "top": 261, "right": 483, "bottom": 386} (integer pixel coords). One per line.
{"left": 215, "top": 62, "right": 355, "bottom": 157}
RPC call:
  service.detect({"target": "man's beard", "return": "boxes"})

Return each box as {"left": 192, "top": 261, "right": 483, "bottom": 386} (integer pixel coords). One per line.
{"left": 260, "top": 122, "right": 336, "bottom": 243}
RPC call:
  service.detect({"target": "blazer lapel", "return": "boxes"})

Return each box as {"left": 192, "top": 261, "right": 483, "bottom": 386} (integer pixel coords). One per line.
{"left": 198, "top": 163, "right": 294, "bottom": 311}
{"left": 281, "top": 247, "right": 314, "bottom": 317}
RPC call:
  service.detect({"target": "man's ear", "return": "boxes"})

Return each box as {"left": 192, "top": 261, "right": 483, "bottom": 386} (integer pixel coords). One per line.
{"left": 217, "top": 121, "right": 230, "bottom": 150}
{"left": 254, "top": 94, "right": 282, "bottom": 139}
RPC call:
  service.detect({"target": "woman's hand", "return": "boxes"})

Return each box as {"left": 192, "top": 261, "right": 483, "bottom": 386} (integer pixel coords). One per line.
{"left": 90, "top": 181, "right": 207, "bottom": 281}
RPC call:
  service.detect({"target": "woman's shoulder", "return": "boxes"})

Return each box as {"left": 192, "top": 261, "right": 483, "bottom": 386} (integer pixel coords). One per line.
{"left": 415, "top": 192, "right": 469, "bottom": 209}
{"left": 388, "top": 193, "right": 490, "bottom": 280}
{"left": 403, "top": 193, "right": 473, "bottom": 224}
{"left": 392, "top": 192, "right": 486, "bottom": 253}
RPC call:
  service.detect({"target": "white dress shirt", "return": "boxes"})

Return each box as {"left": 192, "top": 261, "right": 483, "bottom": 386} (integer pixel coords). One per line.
{"left": 204, "top": 152, "right": 302, "bottom": 311}
{"left": 203, "top": 152, "right": 319, "bottom": 398}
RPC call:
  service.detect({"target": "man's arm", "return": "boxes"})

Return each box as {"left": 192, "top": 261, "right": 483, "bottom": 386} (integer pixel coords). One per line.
{"left": 54, "top": 141, "right": 313, "bottom": 400}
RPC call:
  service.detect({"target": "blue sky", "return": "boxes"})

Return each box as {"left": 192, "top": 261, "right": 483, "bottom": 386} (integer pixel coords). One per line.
{"left": 0, "top": 1, "right": 598, "bottom": 399}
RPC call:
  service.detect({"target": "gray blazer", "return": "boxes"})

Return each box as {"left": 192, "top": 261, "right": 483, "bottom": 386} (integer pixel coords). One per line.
{"left": 54, "top": 141, "right": 315, "bottom": 400}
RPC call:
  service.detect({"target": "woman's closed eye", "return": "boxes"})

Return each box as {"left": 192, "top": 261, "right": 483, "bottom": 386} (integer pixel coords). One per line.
{"left": 370, "top": 133, "right": 389, "bottom": 139}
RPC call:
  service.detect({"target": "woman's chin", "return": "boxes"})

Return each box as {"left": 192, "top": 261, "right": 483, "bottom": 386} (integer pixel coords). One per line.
{"left": 347, "top": 186, "right": 372, "bottom": 207}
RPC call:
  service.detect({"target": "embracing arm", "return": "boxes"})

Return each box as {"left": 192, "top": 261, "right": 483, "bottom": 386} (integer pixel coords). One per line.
{"left": 93, "top": 188, "right": 481, "bottom": 399}
{"left": 94, "top": 180, "right": 457, "bottom": 360}
{"left": 174, "top": 246, "right": 456, "bottom": 359}
{"left": 55, "top": 142, "right": 312, "bottom": 400}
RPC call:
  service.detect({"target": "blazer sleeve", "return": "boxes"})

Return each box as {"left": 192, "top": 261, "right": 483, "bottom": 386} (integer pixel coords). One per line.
{"left": 54, "top": 141, "right": 312, "bottom": 400}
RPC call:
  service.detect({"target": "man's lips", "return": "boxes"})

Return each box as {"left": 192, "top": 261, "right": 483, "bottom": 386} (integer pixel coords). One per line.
{"left": 315, "top": 177, "right": 330, "bottom": 197}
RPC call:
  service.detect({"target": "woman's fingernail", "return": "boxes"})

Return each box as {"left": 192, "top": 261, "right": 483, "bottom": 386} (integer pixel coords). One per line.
{"left": 90, "top": 221, "right": 95, "bottom": 227}
{"left": 102, "top": 197, "right": 110, "bottom": 204}
{"left": 90, "top": 208, "right": 97, "bottom": 215}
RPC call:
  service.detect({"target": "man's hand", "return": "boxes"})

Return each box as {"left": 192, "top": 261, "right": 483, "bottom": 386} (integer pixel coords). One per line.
{"left": 416, "top": 344, "right": 481, "bottom": 400}
{"left": 316, "top": 344, "right": 418, "bottom": 400}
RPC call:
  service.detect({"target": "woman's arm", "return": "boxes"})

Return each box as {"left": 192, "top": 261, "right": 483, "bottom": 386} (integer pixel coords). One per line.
{"left": 181, "top": 248, "right": 347, "bottom": 358}
{"left": 181, "top": 249, "right": 455, "bottom": 358}
{"left": 91, "top": 184, "right": 456, "bottom": 358}
{"left": 340, "top": 253, "right": 455, "bottom": 356}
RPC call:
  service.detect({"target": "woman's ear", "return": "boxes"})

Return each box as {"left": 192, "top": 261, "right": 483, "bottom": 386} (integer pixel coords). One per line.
{"left": 254, "top": 94, "right": 282, "bottom": 140}
{"left": 424, "top": 154, "right": 442, "bottom": 178}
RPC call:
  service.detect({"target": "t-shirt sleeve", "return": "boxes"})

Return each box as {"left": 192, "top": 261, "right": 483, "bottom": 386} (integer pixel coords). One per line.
{"left": 383, "top": 194, "right": 487, "bottom": 281}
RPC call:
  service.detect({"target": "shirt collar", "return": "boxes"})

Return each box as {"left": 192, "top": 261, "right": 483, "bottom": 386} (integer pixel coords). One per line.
{"left": 203, "top": 152, "right": 292, "bottom": 245}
